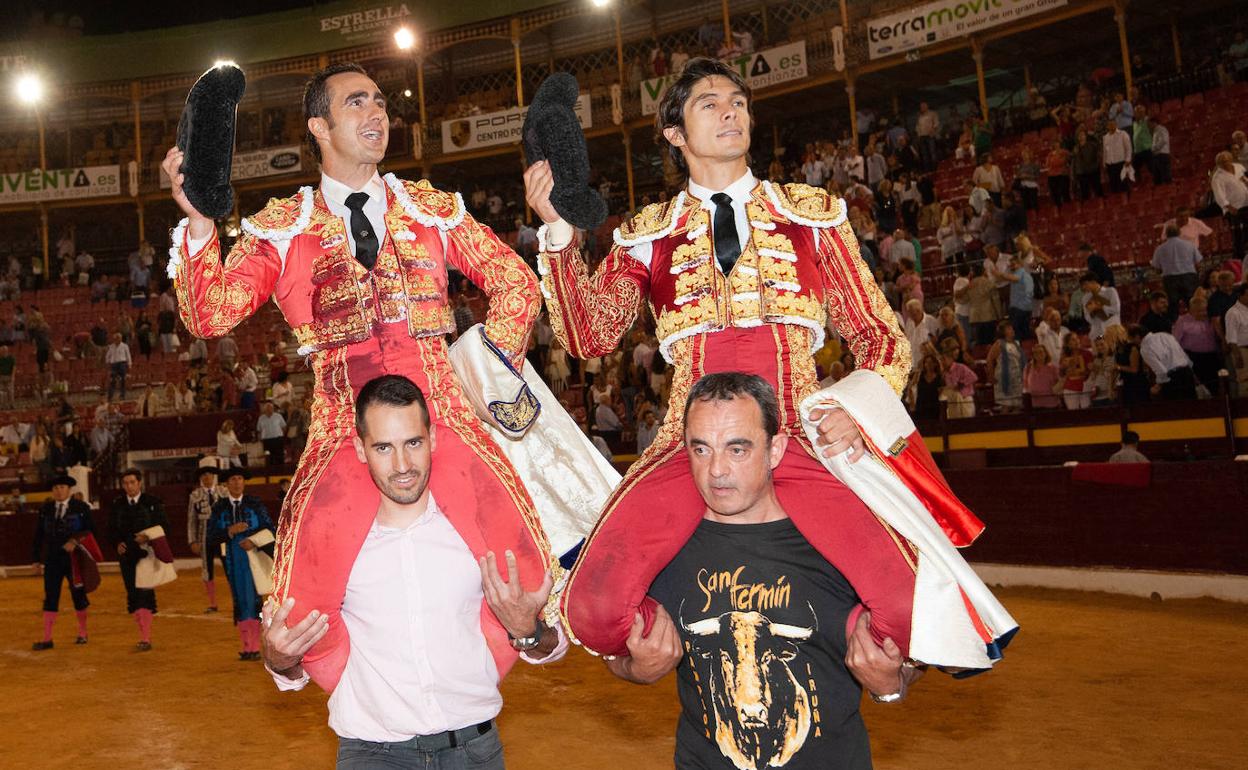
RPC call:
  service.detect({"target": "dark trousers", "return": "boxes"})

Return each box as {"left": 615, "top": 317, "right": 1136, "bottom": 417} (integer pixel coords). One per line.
{"left": 1226, "top": 207, "right": 1248, "bottom": 262}
{"left": 919, "top": 135, "right": 939, "bottom": 171}
{"left": 1008, "top": 307, "right": 1033, "bottom": 342}
{"left": 262, "top": 436, "right": 286, "bottom": 466}
{"left": 119, "top": 552, "right": 157, "bottom": 614}
{"left": 1019, "top": 185, "right": 1040, "bottom": 211}
{"left": 973, "top": 321, "right": 998, "bottom": 347}
{"left": 1047, "top": 176, "right": 1070, "bottom": 209}
{"left": 1188, "top": 350, "right": 1222, "bottom": 392}
{"left": 1160, "top": 367, "right": 1197, "bottom": 400}
{"left": 1151, "top": 153, "right": 1172, "bottom": 184}
{"left": 1133, "top": 151, "right": 1152, "bottom": 180}
{"left": 43, "top": 552, "right": 89, "bottom": 612}
{"left": 1162, "top": 273, "right": 1199, "bottom": 315}
{"left": 107, "top": 362, "right": 128, "bottom": 400}
{"left": 336, "top": 722, "right": 504, "bottom": 770}
{"left": 1106, "top": 163, "right": 1128, "bottom": 193}
{"left": 1077, "top": 172, "right": 1103, "bottom": 199}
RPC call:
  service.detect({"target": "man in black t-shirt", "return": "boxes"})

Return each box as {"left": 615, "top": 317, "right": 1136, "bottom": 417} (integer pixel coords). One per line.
{"left": 604, "top": 373, "right": 923, "bottom": 770}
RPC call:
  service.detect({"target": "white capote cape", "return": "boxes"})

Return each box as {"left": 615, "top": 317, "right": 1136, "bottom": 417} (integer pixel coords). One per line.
{"left": 448, "top": 324, "right": 619, "bottom": 563}
{"left": 800, "top": 370, "right": 1018, "bottom": 671}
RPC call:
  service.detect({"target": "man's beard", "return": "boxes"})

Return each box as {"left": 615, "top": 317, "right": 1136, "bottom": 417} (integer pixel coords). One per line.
{"left": 371, "top": 467, "right": 428, "bottom": 505}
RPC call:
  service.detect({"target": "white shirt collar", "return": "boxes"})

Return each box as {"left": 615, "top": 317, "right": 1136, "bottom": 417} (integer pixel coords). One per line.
{"left": 128, "top": 497, "right": 139, "bottom": 506}
{"left": 687, "top": 170, "right": 756, "bottom": 206}
{"left": 320, "top": 171, "right": 385, "bottom": 209}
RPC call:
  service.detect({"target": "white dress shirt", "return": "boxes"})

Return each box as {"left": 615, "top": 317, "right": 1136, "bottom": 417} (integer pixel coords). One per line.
{"left": 1212, "top": 164, "right": 1248, "bottom": 211}
{"left": 186, "top": 172, "right": 449, "bottom": 261}
{"left": 271, "top": 495, "right": 565, "bottom": 742}
{"left": 1082, "top": 286, "right": 1121, "bottom": 338}
{"left": 1102, "top": 129, "right": 1133, "bottom": 166}
{"left": 1225, "top": 301, "right": 1248, "bottom": 347}
{"left": 544, "top": 171, "right": 828, "bottom": 273}
{"left": 1141, "top": 332, "right": 1192, "bottom": 382}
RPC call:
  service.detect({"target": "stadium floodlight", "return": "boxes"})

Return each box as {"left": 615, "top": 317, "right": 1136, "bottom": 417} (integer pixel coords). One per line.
{"left": 394, "top": 27, "right": 416, "bottom": 51}
{"left": 213, "top": 59, "right": 238, "bottom": 69}
{"left": 403, "top": 89, "right": 413, "bottom": 98}
{"left": 591, "top": 0, "right": 612, "bottom": 8}
{"left": 14, "top": 73, "right": 43, "bottom": 105}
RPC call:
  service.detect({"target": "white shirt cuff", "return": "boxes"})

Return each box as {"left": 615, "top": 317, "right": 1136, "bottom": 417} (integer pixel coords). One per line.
{"left": 541, "top": 219, "right": 575, "bottom": 252}
{"left": 520, "top": 621, "right": 569, "bottom": 665}
{"left": 185, "top": 228, "right": 215, "bottom": 257}
{"left": 265, "top": 661, "right": 310, "bottom": 691}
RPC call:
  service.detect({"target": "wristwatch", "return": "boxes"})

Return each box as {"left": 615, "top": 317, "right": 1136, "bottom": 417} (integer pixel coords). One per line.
{"left": 869, "top": 690, "right": 904, "bottom": 704}
{"left": 508, "top": 619, "right": 544, "bottom": 652}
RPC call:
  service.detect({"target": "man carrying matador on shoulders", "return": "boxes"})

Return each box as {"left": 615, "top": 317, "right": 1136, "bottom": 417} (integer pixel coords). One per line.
{"left": 527, "top": 57, "right": 1016, "bottom": 687}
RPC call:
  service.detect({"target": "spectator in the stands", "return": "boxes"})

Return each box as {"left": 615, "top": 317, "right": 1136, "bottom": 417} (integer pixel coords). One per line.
{"left": 1081, "top": 272, "right": 1122, "bottom": 339}
{"left": 937, "top": 206, "right": 963, "bottom": 265}
{"left": 1116, "top": 325, "right": 1151, "bottom": 405}
{"left": 1141, "top": 324, "right": 1196, "bottom": 400}
{"left": 972, "top": 153, "right": 1005, "bottom": 207}
{"left": 105, "top": 332, "right": 132, "bottom": 401}
{"left": 986, "top": 320, "right": 1023, "bottom": 412}
{"left": 635, "top": 407, "right": 659, "bottom": 455}
{"left": 997, "top": 252, "right": 1034, "bottom": 341}
{"left": 968, "top": 261, "right": 1000, "bottom": 346}
{"left": 1149, "top": 113, "right": 1171, "bottom": 184}
{"left": 978, "top": 198, "right": 1006, "bottom": 249}
{"left": 1139, "top": 292, "right": 1174, "bottom": 335}
{"left": 0, "top": 344, "right": 14, "bottom": 407}
{"left": 1079, "top": 243, "right": 1114, "bottom": 287}
{"left": 668, "top": 42, "right": 689, "bottom": 74}
{"left": 217, "top": 333, "right": 238, "bottom": 370}
{"left": 901, "top": 299, "right": 938, "bottom": 362}
{"left": 88, "top": 419, "right": 112, "bottom": 460}
{"left": 1131, "top": 104, "right": 1152, "bottom": 182}
{"left": 1044, "top": 139, "right": 1071, "bottom": 211}
{"left": 1108, "top": 91, "right": 1133, "bottom": 130}
{"left": 1108, "top": 431, "right": 1149, "bottom": 463}
{"left": 1211, "top": 151, "right": 1248, "bottom": 263}
{"left": 1224, "top": 285, "right": 1248, "bottom": 393}
{"left": 237, "top": 356, "right": 258, "bottom": 410}
{"left": 940, "top": 349, "right": 977, "bottom": 418}
{"left": 1072, "top": 128, "right": 1103, "bottom": 199}
{"left": 1102, "top": 121, "right": 1134, "bottom": 195}
{"left": 515, "top": 218, "right": 538, "bottom": 259}
{"left": 1013, "top": 147, "right": 1040, "bottom": 211}
{"left": 175, "top": 381, "right": 196, "bottom": 416}
{"left": 134, "top": 311, "right": 153, "bottom": 359}
{"left": 801, "top": 150, "right": 828, "bottom": 188}
{"left": 1087, "top": 336, "right": 1117, "bottom": 407}
{"left": 893, "top": 135, "right": 920, "bottom": 176}
{"left": 1035, "top": 306, "right": 1070, "bottom": 367}
{"left": 865, "top": 139, "right": 887, "bottom": 188}
{"left": 1173, "top": 296, "right": 1221, "bottom": 393}
{"left": 915, "top": 101, "right": 940, "bottom": 171}
{"left": 933, "top": 306, "right": 969, "bottom": 364}
{"left": 216, "top": 419, "right": 244, "bottom": 468}
{"left": 1001, "top": 192, "right": 1027, "bottom": 244}
{"left": 1160, "top": 207, "right": 1213, "bottom": 251}
{"left": 1023, "top": 344, "right": 1061, "bottom": 410}
{"left": 1059, "top": 334, "right": 1092, "bottom": 410}
{"left": 1234, "top": 130, "right": 1248, "bottom": 166}
{"left": 593, "top": 394, "right": 622, "bottom": 448}
{"left": 270, "top": 371, "right": 293, "bottom": 414}
{"left": 187, "top": 336, "right": 208, "bottom": 368}
{"left": 1152, "top": 225, "right": 1201, "bottom": 314}
{"left": 908, "top": 354, "right": 943, "bottom": 420}
{"left": 256, "top": 401, "right": 287, "bottom": 467}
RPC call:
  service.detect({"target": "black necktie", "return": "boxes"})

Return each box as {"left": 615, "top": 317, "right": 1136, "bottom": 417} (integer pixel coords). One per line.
{"left": 710, "top": 192, "right": 741, "bottom": 274}
{"left": 56, "top": 503, "right": 65, "bottom": 519}
{"left": 345, "top": 192, "right": 379, "bottom": 270}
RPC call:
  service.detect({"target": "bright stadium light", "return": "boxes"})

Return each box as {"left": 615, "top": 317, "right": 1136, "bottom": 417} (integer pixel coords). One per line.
{"left": 403, "top": 88, "right": 412, "bottom": 98}
{"left": 14, "top": 73, "right": 43, "bottom": 105}
{"left": 591, "top": 0, "right": 612, "bottom": 7}
{"left": 213, "top": 59, "right": 238, "bottom": 69}
{"left": 394, "top": 27, "right": 416, "bottom": 51}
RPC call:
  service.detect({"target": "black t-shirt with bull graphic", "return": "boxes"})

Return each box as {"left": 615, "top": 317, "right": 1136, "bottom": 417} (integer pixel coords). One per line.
{"left": 649, "top": 517, "right": 871, "bottom": 770}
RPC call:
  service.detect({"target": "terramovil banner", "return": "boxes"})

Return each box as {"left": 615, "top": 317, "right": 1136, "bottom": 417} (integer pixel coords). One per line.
{"left": 640, "top": 41, "right": 808, "bottom": 116}
{"left": 441, "top": 95, "right": 591, "bottom": 154}
{"left": 866, "top": 0, "right": 1067, "bottom": 60}
{"left": 159, "top": 145, "right": 302, "bottom": 189}
{"left": 0, "top": 165, "right": 121, "bottom": 204}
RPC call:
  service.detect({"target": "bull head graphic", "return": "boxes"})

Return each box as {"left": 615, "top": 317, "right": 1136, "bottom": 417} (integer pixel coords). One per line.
{"left": 681, "top": 603, "right": 818, "bottom": 770}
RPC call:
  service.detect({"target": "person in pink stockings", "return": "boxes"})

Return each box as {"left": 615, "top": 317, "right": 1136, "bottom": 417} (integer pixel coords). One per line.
{"left": 108, "top": 469, "right": 168, "bottom": 651}
{"left": 206, "top": 467, "right": 274, "bottom": 661}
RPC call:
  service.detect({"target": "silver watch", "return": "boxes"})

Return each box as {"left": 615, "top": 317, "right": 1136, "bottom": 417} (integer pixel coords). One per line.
{"left": 508, "top": 619, "right": 544, "bottom": 652}
{"left": 869, "top": 690, "right": 904, "bottom": 704}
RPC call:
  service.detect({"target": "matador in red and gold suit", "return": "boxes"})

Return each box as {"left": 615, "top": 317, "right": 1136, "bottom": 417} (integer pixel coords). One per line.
{"left": 170, "top": 172, "right": 551, "bottom": 690}
{"left": 541, "top": 172, "right": 923, "bottom": 657}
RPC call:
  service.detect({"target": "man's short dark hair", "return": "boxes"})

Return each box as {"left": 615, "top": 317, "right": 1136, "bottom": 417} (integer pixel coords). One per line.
{"left": 303, "top": 62, "right": 369, "bottom": 162}
{"left": 1123, "top": 431, "right": 1140, "bottom": 445}
{"left": 1149, "top": 291, "right": 1168, "bottom": 303}
{"left": 354, "top": 375, "right": 430, "bottom": 436}
{"left": 655, "top": 57, "right": 752, "bottom": 173}
{"left": 1080, "top": 271, "right": 1100, "bottom": 285}
{"left": 1077, "top": 243, "right": 1093, "bottom": 253}
{"left": 120, "top": 468, "right": 142, "bottom": 483}
{"left": 683, "top": 372, "right": 780, "bottom": 440}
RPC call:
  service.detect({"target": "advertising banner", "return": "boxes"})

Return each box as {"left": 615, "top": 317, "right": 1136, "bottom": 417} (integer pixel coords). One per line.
{"left": 441, "top": 94, "right": 591, "bottom": 154}
{"left": 159, "top": 145, "right": 302, "bottom": 189}
{"left": 866, "top": 0, "right": 1067, "bottom": 60}
{"left": 0, "top": 166, "right": 121, "bottom": 204}
{"left": 640, "top": 41, "right": 808, "bottom": 116}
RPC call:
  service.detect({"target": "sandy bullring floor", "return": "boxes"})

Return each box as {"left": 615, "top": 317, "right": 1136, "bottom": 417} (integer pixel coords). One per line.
{"left": 0, "top": 571, "right": 1242, "bottom": 769}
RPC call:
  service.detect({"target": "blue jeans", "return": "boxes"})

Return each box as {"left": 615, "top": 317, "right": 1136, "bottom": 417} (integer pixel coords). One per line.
{"left": 336, "top": 726, "right": 505, "bottom": 770}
